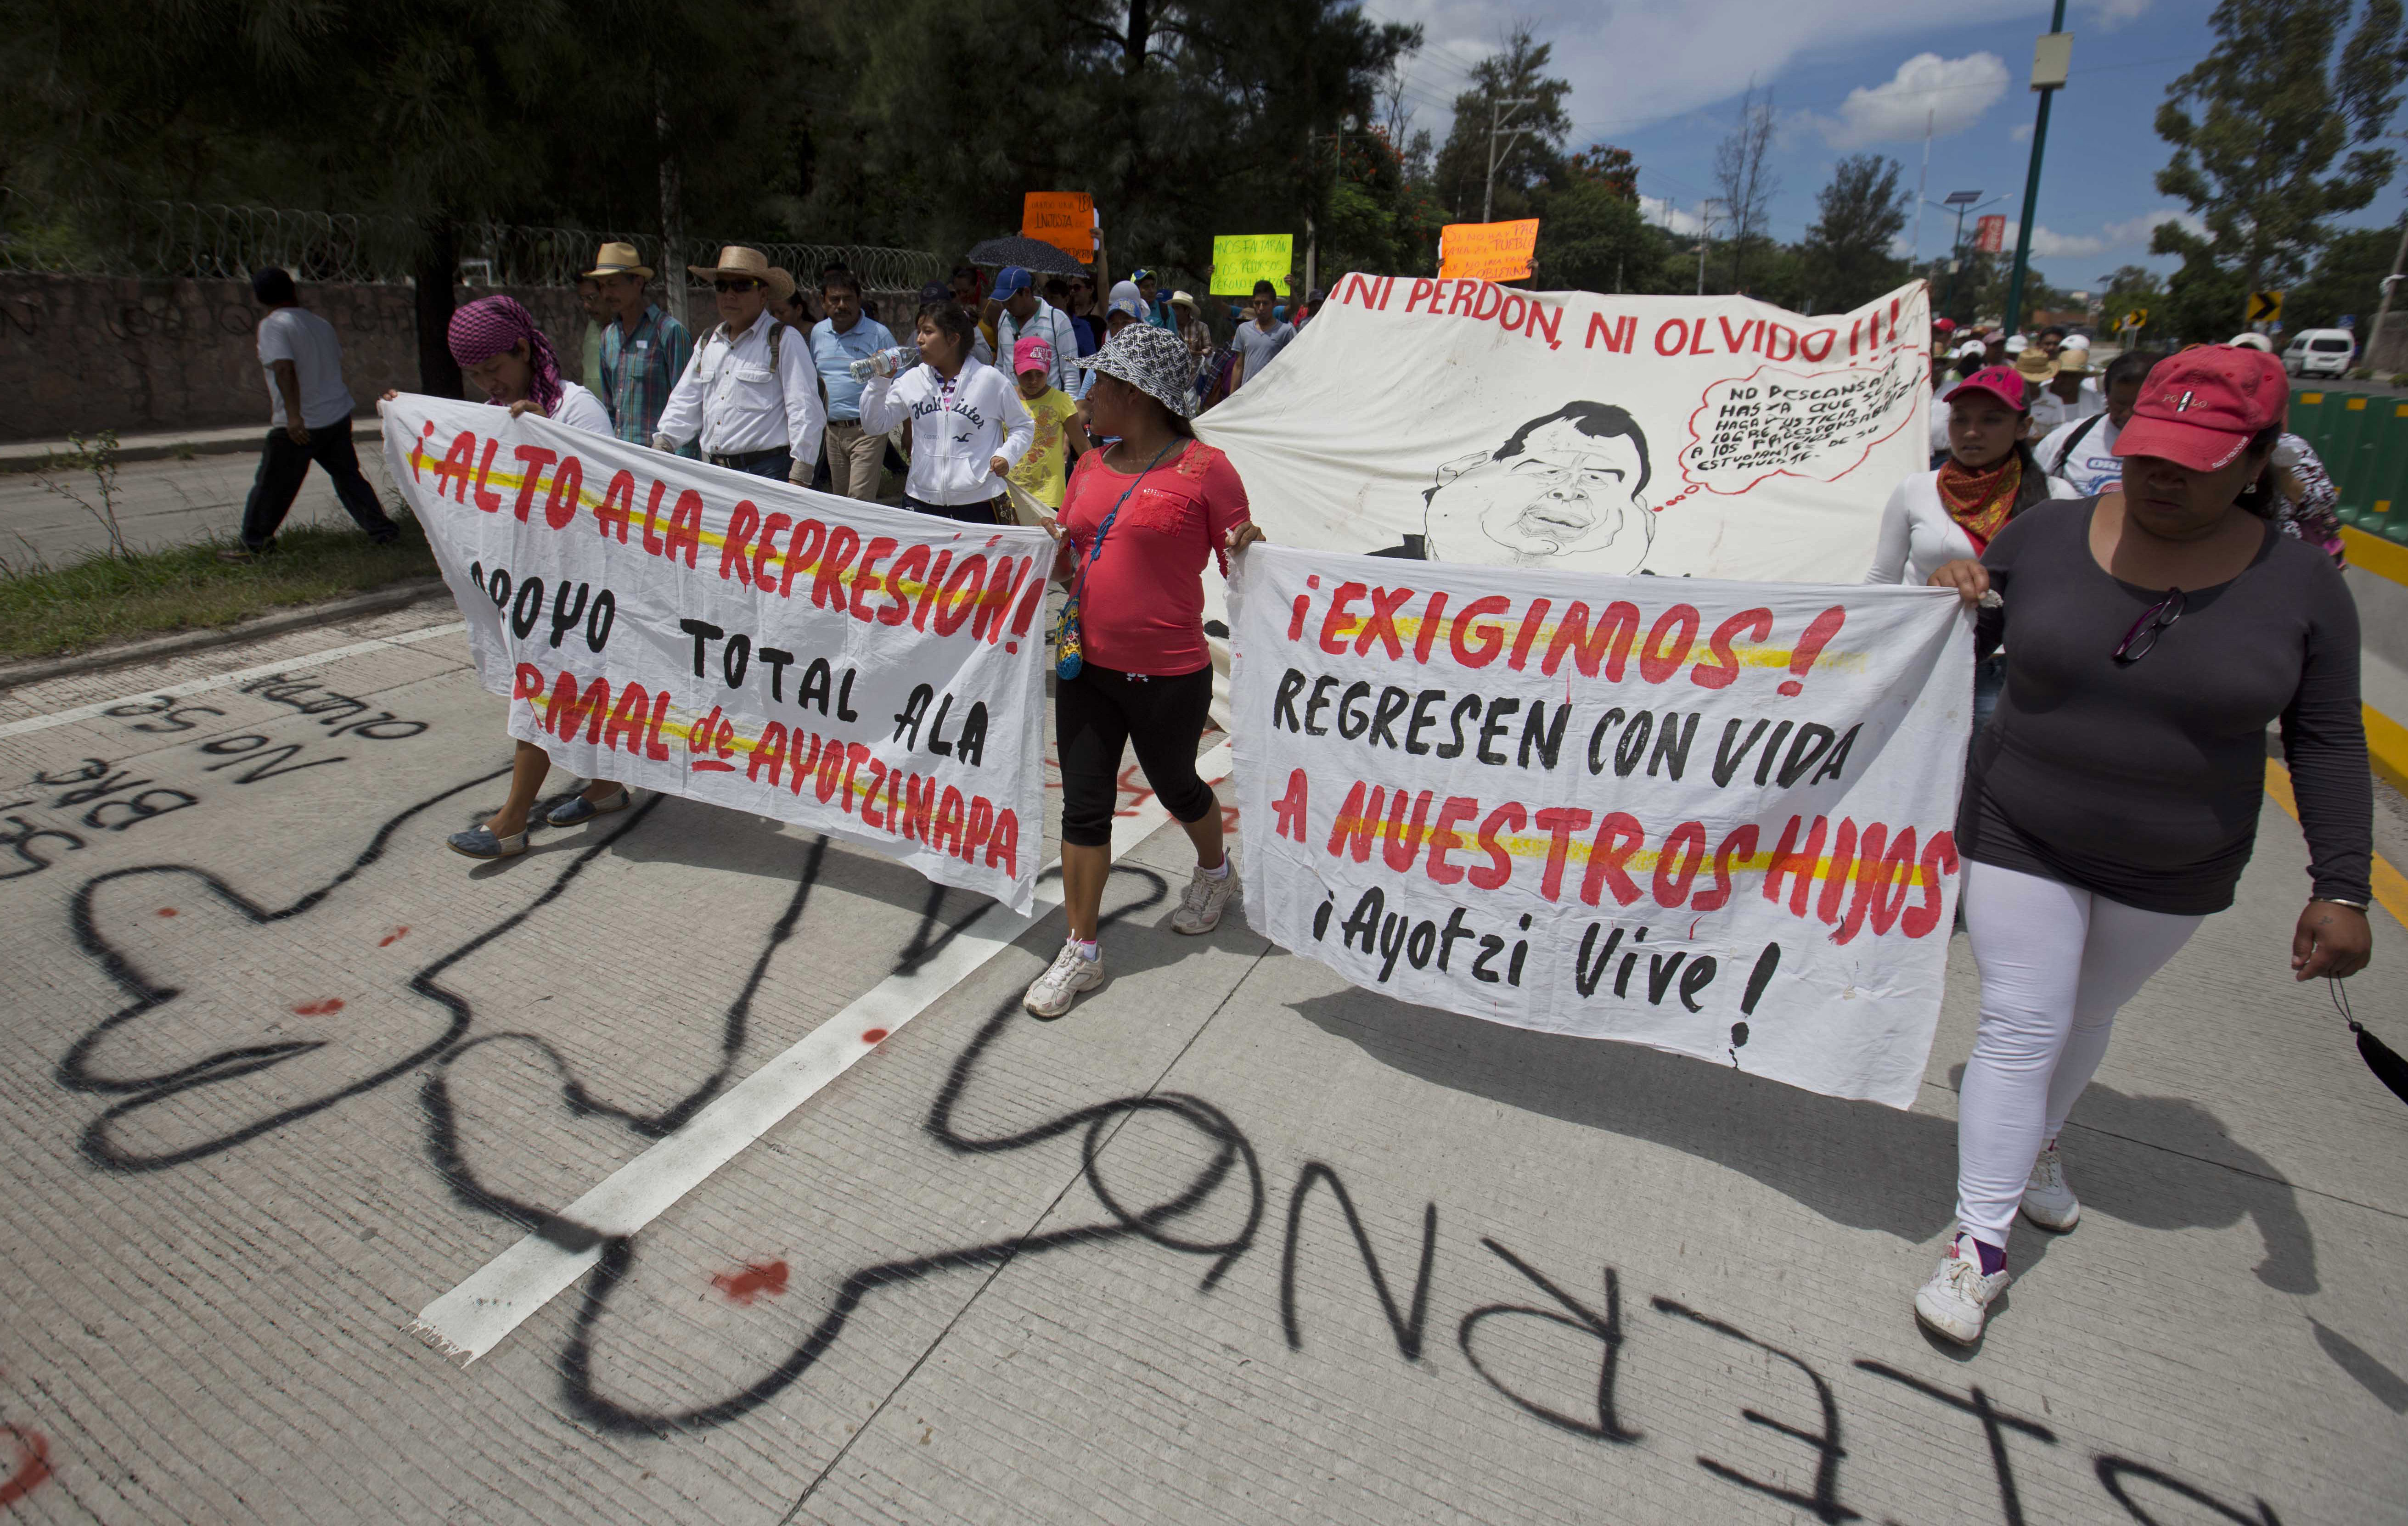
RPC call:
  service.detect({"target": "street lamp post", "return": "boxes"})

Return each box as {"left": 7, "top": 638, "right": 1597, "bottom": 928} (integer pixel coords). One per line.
{"left": 1933, "top": 190, "right": 1987, "bottom": 323}
{"left": 2003, "top": 3, "right": 2073, "bottom": 338}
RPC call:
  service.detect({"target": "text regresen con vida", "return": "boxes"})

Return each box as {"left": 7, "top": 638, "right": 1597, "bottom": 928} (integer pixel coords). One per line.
{"left": 409, "top": 419, "right": 1042, "bottom": 877}
{"left": 1327, "top": 272, "right": 1919, "bottom": 361}
{"left": 1255, "top": 572, "right": 1959, "bottom": 1011}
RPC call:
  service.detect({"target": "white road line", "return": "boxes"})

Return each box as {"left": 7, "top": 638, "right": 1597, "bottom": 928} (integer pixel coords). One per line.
{"left": 411, "top": 741, "right": 1236, "bottom": 1364}
{"left": 0, "top": 621, "right": 470, "bottom": 739}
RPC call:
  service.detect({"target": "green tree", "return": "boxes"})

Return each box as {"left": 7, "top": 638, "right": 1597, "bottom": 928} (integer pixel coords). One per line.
{"left": 1796, "top": 154, "right": 1909, "bottom": 312}
{"left": 1712, "top": 84, "right": 1780, "bottom": 293}
{"left": 2151, "top": 0, "right": 2407, "bottom": 337}
{"left": 1534, "top": 182, "right": 1669, "bottom": 294}
{"left": 2286, "top": 221, "right": 2402, "bottom": 328}
{"left": 1430, "top": 28, "right": 1573, "bottom": 223}
{"left": 2098, "top": 264, "right": 2169, "bottom": 331}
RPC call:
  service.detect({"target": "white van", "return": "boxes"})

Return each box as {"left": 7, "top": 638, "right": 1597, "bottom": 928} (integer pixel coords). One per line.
{"left": 2283, "top": 328, "right": 2357, "bottom": 378}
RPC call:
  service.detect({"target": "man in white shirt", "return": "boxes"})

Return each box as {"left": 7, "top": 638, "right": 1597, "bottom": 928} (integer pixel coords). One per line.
{"left": 2036, "top": 349, "right": 2161, "bottom": 495}
{"left": 990, "top": 266, "right": 1079, "bottom": 396}
{"left": 652, "top": 246, "right": 825, "bottom": 482}
{"left": 2026, "top": 346, "right": 2104, "bottom": 432}
{"left": 219, "top": 266, "right": 398, "bottom": 562}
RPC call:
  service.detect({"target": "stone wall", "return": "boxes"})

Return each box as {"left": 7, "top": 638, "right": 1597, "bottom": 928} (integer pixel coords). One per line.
{"left": 0, "top": 273, "right": 923, "bottom": 442}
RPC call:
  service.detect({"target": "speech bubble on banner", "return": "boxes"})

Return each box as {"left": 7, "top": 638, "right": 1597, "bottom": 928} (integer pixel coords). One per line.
{"left": 1439, "top": 219, "right": 1539, "bottom": 281}
{"left": 1212, "top": 235, "right": 1294, "bottom": 297}
{"left": 1022, "top": 192, "right": 1095, "bottom": 260}
{"left": 1678, "top": 349, "right": 1925, "bottom": 496}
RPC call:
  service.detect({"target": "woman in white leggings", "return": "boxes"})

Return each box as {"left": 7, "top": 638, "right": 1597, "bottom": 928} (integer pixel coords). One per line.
{"left": 1920, "top": 344, "right": 2373, "bottom": 1345}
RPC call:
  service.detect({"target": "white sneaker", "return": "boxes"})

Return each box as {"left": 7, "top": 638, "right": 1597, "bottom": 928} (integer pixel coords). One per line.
{"left": 1169, "top": 859, "right": 1237, "bottom": 935}
{"left": 2020, "top": 1141, "right": 2081, "bottom": 1232}
{"left": 1913, "top": 1234, "right": 2010, "bottom": 1346}
{"left": 1024, "top": 941, "right": 1103, "bottom": 1018}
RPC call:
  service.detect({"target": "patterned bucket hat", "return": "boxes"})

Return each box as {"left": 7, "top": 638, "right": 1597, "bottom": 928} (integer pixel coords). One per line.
{"left": 1070, "top": 321, "right": 1198, "bottom": 418}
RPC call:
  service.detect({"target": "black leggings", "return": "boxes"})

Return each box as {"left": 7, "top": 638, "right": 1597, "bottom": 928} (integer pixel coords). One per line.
{"left": 1056, "top": 663, "right": 1215, "bottom": 847}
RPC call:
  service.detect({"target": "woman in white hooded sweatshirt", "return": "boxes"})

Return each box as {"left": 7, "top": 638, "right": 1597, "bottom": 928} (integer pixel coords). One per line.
{"left": 1868, "top": 363, "right": 2078, "bottom": 731}
{"left": 858, "top": 300, "right": 1035, "bottom": 525}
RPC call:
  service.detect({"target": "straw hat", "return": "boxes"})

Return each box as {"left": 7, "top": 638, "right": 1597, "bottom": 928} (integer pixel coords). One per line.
{"left": 582, "top": 241, "right": 654, "bottom": 280}
{"left": 1169, "top": 290, "right": 1199, "bottom": 312}
{"left": 687, "top": 245, "right": 773, "bottom": 281}
{"left": 2014, "top": 347, "right": 2056, "bottom": 381}
{"left": 765, "top": 266, "right": 798, "bottom": 304}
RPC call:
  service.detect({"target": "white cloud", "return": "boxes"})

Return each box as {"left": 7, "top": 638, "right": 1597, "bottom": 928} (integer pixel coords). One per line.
{"left": 1641, "top": 195, "right": 1705, "bottom": 236}
{"left": 2010, "top": 122, "right": 2032, "bottom": 144}
{"left": 1800, "top": 52, "right": 2010, "bottom": 150}
{"left": 2077, "top": 0, "right": 2151, "bottom": 26}
{"left": 1998, "top": 210, "right": 2208, "bottom": 261}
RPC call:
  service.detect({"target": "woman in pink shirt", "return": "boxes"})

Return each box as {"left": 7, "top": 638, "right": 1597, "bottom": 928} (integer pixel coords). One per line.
{"left": 1027, "top": 324, "right": 1264, "bottom": 1017}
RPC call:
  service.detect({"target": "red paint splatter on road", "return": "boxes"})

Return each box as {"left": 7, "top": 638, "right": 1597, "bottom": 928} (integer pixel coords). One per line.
{"left": 710, "top": 1261, "right": 789, "bottom": 1305}
{"left": 861, "top": 1028, "right": 889, "bottom": 1044}
{"left": 291, "top": 999, "right": 345, "bottom": 1017}
{"left": 0, "top": 1426, "right": 51, "bottom": 1507}
{"left": 378, "top": 927, "right": 410, "bottom": 947}
{"left": 155, "top": 908, "right": 178, "bottom": 918}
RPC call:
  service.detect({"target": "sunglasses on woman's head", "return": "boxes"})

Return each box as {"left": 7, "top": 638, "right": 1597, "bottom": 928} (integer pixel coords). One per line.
{"left": 713, "top": 278, "right": 760, "bottom": 293}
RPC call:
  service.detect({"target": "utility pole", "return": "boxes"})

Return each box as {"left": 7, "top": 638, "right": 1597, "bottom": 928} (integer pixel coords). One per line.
{"left": 1696, "top": 199, "right": 1726, "bottom": 296}
{"left": 2003, "top": 2, "right": 2071, "bottom": 338}
{"left": 1484, "top": 95, "right": 1539, "bottom": 224}
{"left": 2372, "top": 214, "right": 2408, "bottom": 372}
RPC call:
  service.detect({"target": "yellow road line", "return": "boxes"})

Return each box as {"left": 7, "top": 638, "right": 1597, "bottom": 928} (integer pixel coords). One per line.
{"left": 2264, "top": 758, "right": 2408, "bottom": 924}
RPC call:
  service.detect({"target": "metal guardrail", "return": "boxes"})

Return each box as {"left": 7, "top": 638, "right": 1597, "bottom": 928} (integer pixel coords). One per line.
{"left": 0, "top": 191, "right": 942, "bottom": 294}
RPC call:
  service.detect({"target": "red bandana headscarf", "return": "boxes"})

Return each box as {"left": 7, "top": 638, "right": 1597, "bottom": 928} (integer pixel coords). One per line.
{"left": 445, "top": 295, "right": 563, "bottom": 415}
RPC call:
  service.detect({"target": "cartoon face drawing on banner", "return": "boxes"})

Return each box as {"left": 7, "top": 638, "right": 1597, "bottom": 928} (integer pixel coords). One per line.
{"left": 1409, "top": 402, "right": 1655, "bottom": 573}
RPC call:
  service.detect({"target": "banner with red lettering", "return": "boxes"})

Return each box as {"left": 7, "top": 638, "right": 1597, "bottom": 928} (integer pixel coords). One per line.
{"left": 382, "top": 395, "right": 1052, "bottom": 913}
{"left": 1228, "top": 544, "right": 1970, "bottom": 1108}
{"left": 1195, "top": 277, "right": 1930, "bottom": 586}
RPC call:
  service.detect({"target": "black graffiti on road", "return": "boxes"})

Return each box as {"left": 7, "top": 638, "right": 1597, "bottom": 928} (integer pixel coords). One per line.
{"left": 38, "top": 776, "right": 2297, "bottom": 1524}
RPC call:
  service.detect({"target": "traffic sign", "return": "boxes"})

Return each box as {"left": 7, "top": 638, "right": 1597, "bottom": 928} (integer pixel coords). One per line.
{"left": 2246, "top": 290, "right": 2283, "bottom": 325}
{"left": 2340, "top": 314, "right": 2358, "bottom": 330}
{"left": 2123, "top": 309, "right": 2148, "bottom": 331}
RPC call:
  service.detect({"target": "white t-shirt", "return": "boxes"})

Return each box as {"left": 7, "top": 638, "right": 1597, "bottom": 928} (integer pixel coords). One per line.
{"left": 1866, "top": 467, "right": 2081, "bottom": 588}
{"left": 256, "top": 305, "right": 355, "bottom": 429}
{"left": 551, "top": 381, "right": 611, "bottom": 435}
{"left": 2028, "top": 386, "right": 2103, "bottom": 433}
{"left": 2037, "top": 413, "right": 2123, "bottom": 496}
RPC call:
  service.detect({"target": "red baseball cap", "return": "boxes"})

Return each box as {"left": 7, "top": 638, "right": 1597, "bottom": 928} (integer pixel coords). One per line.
{"left": 2113, "top": 345, "right": 2287, "bottom": 471}
{"left": 1944, "top": 365, "right": 2026, "bottom": 413}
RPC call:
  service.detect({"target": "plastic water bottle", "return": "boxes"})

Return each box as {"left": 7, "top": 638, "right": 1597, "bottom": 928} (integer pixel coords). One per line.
{"left": 850, "top": 344, "right": 919, "bottom": 382}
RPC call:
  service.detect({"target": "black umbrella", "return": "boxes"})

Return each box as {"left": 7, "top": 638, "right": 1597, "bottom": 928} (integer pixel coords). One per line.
{"left": 2332, "top": 978, "right": 2408, "bottom": 1105}
{"left": 965, "top": 236, "right": 1090, "bottom": 276}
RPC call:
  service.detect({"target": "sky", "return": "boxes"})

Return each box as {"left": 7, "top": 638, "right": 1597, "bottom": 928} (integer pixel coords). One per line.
{"left": 1358, "top": 0, "right": 2406, "bottom": 299}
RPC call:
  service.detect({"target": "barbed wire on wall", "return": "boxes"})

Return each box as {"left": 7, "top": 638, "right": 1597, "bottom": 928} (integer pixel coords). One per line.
{"left": 0, "top": 191, "right": 944, "bottom": 294}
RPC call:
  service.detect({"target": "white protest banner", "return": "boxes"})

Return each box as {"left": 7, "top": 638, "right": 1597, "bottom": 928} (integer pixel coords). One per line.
{"left": 1195, "top": 277, "right": 1929, "bottom": 585}
{"left": 382, "top": 395, "right": 1053, "bottom": 914}
{"left": 1229, "top": 544, "right": 1970, "bottom": 1108}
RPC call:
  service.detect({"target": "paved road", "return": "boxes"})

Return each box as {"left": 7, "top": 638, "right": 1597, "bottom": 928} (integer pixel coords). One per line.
{"left": 0, "top": 443, "right": 400, "bottom": 569}
{"left": 0, "top": 611, "right": 2402, "bottom": 1524}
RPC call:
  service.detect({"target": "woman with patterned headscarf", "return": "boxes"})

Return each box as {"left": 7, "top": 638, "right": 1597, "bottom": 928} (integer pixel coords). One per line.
{"left": 401, "top": 295, "right": 629, "bottom": 859}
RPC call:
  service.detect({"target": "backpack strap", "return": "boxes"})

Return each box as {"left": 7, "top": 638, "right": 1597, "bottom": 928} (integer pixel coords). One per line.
{"left": 2049, "top": 412, "right": 2105, "bottom": 478}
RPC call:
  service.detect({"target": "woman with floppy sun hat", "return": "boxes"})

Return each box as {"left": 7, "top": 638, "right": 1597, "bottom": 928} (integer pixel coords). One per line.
{"left": 1912, "top": 343, "right": 2374, "bottom": 1345}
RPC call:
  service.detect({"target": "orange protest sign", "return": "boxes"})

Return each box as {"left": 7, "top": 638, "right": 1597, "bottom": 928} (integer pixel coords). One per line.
{"left": 1438, "top": 219, "right": 1539, "bottom": 281}
{"left": 1022, "top": 192, "right": 1096, "bottom": 261}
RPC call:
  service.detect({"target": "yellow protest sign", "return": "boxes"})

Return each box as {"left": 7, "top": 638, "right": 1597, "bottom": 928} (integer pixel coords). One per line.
{"left": 1211, "top": 235, "right": 1294, "bottom": 296}
{"left": 1021, "top": 193, "right": 1096, "bottom": 261}
{"left": 1439, "top": 219, "right": 1540, "bottom": 281}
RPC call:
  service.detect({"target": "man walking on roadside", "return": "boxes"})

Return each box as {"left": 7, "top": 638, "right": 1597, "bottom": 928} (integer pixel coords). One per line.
{"left": 588, "top": 241, "right": 694, "bottom": 450}
{"left": 653, "top": 245, "right": 825, "bottom": 483}
{"left": 809, "top": 267, "right": 898, "bottom": 500}
{"left": 992, "top": 265, "right": 1078, "bottom": 395}
{"left": 218, "top": 266, "right": 398, "bottom": 562}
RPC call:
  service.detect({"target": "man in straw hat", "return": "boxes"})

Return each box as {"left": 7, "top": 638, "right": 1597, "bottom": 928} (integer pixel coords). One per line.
{"left": 587, "top": 241, "right": 694, "bottom": 450}
{"left": 2027, "top": 340, "right": 2102, "bottom": 432}
{"left": 653, "top": 245, "right": 825, "bottom": 482}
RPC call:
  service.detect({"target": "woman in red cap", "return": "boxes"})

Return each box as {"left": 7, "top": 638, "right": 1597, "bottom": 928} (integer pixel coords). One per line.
{"left": 1915, "top": 344, "right": 2374, "bottom": 1345}
{"left": 1868, "top": 364, "right": 2076, "bottom": 730}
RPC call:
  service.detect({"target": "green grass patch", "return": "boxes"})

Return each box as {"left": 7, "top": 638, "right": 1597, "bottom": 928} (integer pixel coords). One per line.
{"left": 0, "top": 514, "right": 441, "bottom": 662}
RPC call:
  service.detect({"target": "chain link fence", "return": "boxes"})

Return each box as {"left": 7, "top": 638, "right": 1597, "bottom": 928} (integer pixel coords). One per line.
{"left": 0, "top": 190, "right": 944, "bottom": 294}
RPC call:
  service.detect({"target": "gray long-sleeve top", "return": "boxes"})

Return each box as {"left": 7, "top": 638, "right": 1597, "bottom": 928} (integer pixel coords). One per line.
{"left": 1958, "top": 497, "right": 2372, "bottom": 915}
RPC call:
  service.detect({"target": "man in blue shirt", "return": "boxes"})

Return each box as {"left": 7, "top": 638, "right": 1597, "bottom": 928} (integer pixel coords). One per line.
{"left": 810, "top": 267, "right": 898, "bottom": 500}
{"left": 1131, "top": 269, "right": 1176, "bottom": 331}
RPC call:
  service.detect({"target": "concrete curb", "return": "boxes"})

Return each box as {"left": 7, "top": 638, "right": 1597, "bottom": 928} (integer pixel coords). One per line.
{"left": 0, "top": 577, "right": 454, "bottom": 691}
{"left": 0, "top": 417, "right": 387, "bottom": 474}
